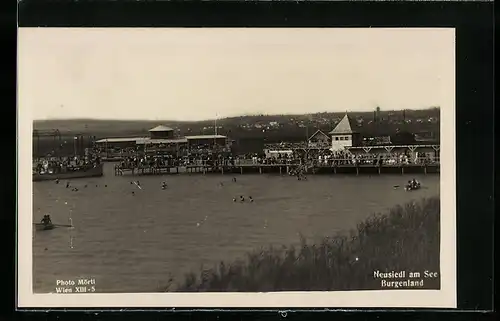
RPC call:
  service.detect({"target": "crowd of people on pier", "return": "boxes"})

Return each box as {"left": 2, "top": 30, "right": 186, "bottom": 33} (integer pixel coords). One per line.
{"left": 258, "top": 149, "right": 438, "bottom": 167}
{"left": 33, "top": 153, "right": 101, "bottom": 175}
{"left": 111, "top": 148, "right": 438, "bottom": 173}
{"left": 89, "top": 135, "right": 443, "bottom": 174}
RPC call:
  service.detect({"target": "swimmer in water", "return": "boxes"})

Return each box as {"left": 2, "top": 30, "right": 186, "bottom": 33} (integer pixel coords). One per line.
{"left": 66, "top": 182, "right": 70, "bottom": 188}
{"left": 105, "top": 185, "right": 107, "bottom": 187}
{"left": 55, "top": 179, "right": 59, "bottom": 184}
{"left": 132, "top": 191, "right": 135, "bottom": 195}
{"left": 240, "top": 195, "right": 245, "bottom": 202}
{"left": 84, "top": 184, "right": 87, "bottom": 188}
{"left": 249, "top": 196, "right": 253, "bottom": 202}
{"left": 232, "top": 197, "right": 236, "bottom": 202}
{"left": 232, "top": 177, "right": 237, "bottom": 182}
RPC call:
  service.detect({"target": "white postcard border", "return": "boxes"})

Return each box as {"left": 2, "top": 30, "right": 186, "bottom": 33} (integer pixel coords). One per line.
{"left": 17, "top": 27, "right": 456, "bottom": 308}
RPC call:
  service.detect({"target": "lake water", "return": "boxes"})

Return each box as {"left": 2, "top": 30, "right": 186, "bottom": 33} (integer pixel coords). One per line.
{"left": 32, "top": 163, "right": 440, "bottom": 293}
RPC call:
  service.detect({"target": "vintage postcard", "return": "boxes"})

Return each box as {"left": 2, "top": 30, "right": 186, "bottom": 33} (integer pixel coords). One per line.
{"left": 17, "top": 28, "right": 456, "bottom": 308}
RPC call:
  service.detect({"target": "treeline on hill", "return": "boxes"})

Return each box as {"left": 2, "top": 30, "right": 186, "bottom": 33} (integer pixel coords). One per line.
{"left": 32, "top": 108, "right": 440, "bottom": 156}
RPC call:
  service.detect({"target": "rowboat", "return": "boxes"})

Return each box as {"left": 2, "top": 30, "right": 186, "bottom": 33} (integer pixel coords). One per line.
{"left": 33, "top": 218, "right": 73, "bottom": 231}
{"left": 34, "top": 223, "right": 55, "bottom": 231}
{"left": 404, "top": 184, "right": 421, "bottom": 191}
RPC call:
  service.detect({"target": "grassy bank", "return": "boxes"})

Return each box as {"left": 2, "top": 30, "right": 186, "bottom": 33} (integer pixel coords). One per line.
{"left": 170, "top": 196, "right": 440, "bottom": 292}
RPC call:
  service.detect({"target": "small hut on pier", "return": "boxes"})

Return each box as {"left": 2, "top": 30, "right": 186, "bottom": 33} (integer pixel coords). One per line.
{"left": 328, "top": 113, "right": 363, "bottom": 151}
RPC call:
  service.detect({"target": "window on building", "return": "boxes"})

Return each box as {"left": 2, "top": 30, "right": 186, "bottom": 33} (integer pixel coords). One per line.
{"left": 339, "top": 137, "right": 344, "bottom": 141}
{"left": 334, "top": 137, "right": 339, "bottom": 141}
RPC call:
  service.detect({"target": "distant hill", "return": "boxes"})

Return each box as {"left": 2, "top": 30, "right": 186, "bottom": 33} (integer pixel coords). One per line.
{"left": 32, "top": 108, "right": 440, "bottom": 156}
{"left": 33, "top": 108, "right": 440, "bottom": 140}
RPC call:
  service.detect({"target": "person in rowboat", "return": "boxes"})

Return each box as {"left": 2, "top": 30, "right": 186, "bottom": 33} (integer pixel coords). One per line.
{"left": 41, "top": 215, "right": 52, "bottom": 226}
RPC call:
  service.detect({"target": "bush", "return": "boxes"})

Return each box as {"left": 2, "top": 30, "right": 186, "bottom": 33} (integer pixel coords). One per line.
{"left": 171, "top": 196, "right": 440, "bottom": 292}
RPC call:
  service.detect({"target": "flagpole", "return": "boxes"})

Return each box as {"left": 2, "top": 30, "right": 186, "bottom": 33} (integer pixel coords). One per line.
{"left": 214, "top": 113, "right": 217, "bottom": 152}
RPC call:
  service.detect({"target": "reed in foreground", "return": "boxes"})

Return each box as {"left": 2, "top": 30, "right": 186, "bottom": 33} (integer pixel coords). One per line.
{"left": 172, "top": 196, "right": 440, "bottom": 292}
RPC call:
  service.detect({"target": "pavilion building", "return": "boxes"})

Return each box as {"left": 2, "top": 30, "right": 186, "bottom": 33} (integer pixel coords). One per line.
{"left": 94, "top": 124, "right": 230, "bottom": 158}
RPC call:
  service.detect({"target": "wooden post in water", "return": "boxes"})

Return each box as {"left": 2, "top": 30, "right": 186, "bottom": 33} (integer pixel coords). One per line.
{"left": 401, "top": 166, "right": 404, "bottom": 175}
{"left": 424, "top": 165, "right": 427, "bottom": 175}
{"left": 221, "top": 166, "right": 224, "bottom": 175}
{"left": 378, "top": 166, "right": 381, "bottom": 175}
{"left": 240, "top": 167, "right": 243, "bottom": 174}
{"left": 279, "top": 166, "right": 282, "bottom": 175}
{"left": 356, "top": 166, "right": 359, "bottom": 176}
{"left": 259, "top": 167, "right": 262, "bottom": 174}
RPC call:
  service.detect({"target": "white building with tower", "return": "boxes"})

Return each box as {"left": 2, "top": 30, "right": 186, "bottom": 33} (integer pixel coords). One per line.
{"left": 328, "top": 113, "right": 363, "bottom": 151}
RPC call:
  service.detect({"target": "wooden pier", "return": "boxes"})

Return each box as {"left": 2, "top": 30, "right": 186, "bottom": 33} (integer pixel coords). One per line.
{"left": 114, "top": 163, "right": 439, "bottom": 176}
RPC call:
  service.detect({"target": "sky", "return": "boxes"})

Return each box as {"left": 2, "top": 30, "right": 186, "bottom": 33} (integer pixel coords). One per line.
{"left": 18, "top": 28, "right": 455, "bottom": 121}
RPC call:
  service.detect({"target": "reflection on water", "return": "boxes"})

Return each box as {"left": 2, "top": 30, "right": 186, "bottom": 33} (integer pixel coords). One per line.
{"left": 32, "top": 163, "right": 439, "bottom": 293}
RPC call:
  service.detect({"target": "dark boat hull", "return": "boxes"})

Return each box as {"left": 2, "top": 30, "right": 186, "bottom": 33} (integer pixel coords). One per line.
{"left": 33, "top": 223, "right": 55, "bottom": 231}
{"left": 33, "top": 163, "right": 104, "bottom": 182}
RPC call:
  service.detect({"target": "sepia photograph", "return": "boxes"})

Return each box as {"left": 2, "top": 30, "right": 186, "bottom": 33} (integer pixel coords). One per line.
{"left": 17, "top": 28, "right": 456, "bottom": 308}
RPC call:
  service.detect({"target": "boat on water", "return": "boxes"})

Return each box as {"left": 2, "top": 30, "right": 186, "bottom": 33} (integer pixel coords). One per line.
{"left": 33, "top": 223, "right": 74, "bottom": 231}
{"left": 33, "top": 218, "right": 73, "bottom": 231}
{"left": 33, "top": 163, "right": 104, "bottom": 182}
{"left": 404, "top": 183, "right": 421, "bottom": 191}
{"left": 33, "top": 223, "right": 56, "bottom": 231}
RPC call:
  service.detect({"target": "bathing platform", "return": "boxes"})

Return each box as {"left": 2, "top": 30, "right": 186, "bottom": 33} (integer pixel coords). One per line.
{"left": 114, "top": 163, "right": 439, "bottom": 176}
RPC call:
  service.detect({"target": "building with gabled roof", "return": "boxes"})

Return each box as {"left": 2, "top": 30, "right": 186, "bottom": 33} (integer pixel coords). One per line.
{"left": 328, "top": 113, "right": 363, "bottom": 151}
{"left": 307, "top": 129, "right": 331, "bottom": 149}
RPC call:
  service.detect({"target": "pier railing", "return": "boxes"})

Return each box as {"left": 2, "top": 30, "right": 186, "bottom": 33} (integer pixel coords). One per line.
{"left": 114, "top": 157, "right": 439, "bottom": 170}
